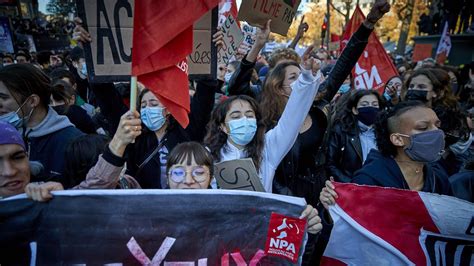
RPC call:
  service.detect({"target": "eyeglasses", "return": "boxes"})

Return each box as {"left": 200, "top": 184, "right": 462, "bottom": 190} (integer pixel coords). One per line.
{"left": 168, "top": 166, "right": 209, "bottom": 183}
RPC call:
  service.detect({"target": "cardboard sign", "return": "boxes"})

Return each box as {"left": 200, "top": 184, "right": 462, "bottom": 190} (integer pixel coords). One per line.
{"left": 214, "top": 158, "right": 265, "bottom": 192}
{"left": 412, "top": 43, "right": 433, "bottom": 62}
{"left": 238, "top": 22, "right": 257, "bottom": 54}
{"left": 0, "top": 190, "right": 307, "bottom": 265}
{"left": 238, "top": 0, "right": 302, "bottom": 36}
{"left": 76, "top": 0, "right": 217, "bottom": 83}
{"left": 217, "top": 15, "right": 244, "bottom": 64}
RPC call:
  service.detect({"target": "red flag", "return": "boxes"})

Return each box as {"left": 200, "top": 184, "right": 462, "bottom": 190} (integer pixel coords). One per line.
{"left": 340, "top": 6, "right": 398, "bottom": 94}
{"left": 321, "top": 183, "right": 473, "bottom": 265}
{"left": 132, "top": 0, "right": 219, "bottom": 127}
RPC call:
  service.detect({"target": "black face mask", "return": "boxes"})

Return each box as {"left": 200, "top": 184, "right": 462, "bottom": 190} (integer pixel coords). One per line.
{"left": 405, "top": 90, "right": 428, "bottom": 103}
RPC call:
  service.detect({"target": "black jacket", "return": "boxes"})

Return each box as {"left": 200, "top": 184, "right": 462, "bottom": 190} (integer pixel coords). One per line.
{"left": 124, "top": 80, "right": 219, "bottom": 188}
{"left": 450, "top": 170, "right": 474, "bottom": 202}
{"left": 352, "top": 150, "right": 453, "bottom": 195}
{"left": 326, "top": 124, "right": 363, "bottom": 183}
{"left": 53, "top": 104, "right": 97, "bottom": 134}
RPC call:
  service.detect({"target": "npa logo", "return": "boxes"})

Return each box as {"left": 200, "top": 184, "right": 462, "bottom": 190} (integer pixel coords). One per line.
{"left": 264, "top": 212, "right": 306, "bottom": 263}
{"left": 353, "top": 51, "right": 383, "bottom": 91}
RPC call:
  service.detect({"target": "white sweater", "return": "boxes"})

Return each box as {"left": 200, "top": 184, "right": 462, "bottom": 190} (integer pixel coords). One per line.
{"left": 218, "top": 68, "right": 322, "bottom": 192}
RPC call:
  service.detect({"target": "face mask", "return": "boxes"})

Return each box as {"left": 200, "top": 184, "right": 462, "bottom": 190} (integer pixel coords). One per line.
{"left": 405, "top": 90, "right": 428, "bottom": 103}
{"left": 450, "top": 82, "right": 458, "bottom": 93}
{"left": 356, "top": 106, "right": 379, "bottom": 126}
{"left": 80, "top": 63, "right": 88, "bottom": 77}
{"left": 383, "top": 92, "right": 391, "bottom": 101}
{"left": 398, "top": 129, "right": 445, "bottom": 163}
{"left": 141, "top": 106, "right": 166, "bottom": 131}
{"left": 224, "top": 72, "right": 233, "bottom": 83}
{"left": 0, "top": 99, "right": 32, "bottom": 128}
{"left": 338, "top": 83, "right": 351, "bottom": 94}
{"left": 449, "top": 133, "right": 473, "bottom": 155}
{"left": 227, "top": 117, "right": 257, "bottom": 146}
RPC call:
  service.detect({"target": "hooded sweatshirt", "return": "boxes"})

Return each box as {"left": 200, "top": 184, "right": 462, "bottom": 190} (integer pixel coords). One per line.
{"left": 22, "top": 107, "right": 84, "bottom": 183}
{"left": 352, "top": 149, "right": 452, "bottom": 195}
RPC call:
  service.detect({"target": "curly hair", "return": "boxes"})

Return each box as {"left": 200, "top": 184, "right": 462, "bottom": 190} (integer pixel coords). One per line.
{"left": 267, "top": 48, "right": 301, "bottom": 68}
{"left": 333, "top": 89, "right": 384, "bottom": 132}
{"left": 204, "top": 95, "right": 266, "bottom": 171}
{"left": 405, "top": 68, "right": 458, "bottom": 108}
{"left": 260, "top": 61, "right": 300, "bottom": 128}
{"left": 374, "top": 101, "right": 427, "bottom": 158}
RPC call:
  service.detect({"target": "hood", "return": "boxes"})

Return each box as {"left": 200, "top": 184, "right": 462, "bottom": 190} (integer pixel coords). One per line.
{"left": 24, "top": 107, "right": 75, "bottom": 138}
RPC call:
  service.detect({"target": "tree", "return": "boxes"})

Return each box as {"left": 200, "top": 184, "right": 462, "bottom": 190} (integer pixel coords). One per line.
{"left": 46, "top": 0, "right": 76, "bottom": 17}
{"left": 273, "top": 2, "right": 345, "bottom": 46}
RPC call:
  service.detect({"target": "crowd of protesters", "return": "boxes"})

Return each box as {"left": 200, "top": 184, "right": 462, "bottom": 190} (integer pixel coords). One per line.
{"left": 0, "top": 0, "right": 473, "bottom": 264}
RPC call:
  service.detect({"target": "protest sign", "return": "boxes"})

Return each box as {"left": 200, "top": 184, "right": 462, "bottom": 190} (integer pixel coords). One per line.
{"left": 238, "top": 0, "right": 302, "bottom": 36}
{"left": 214, "top": 158, "right": 265, "bottom": 192}
{"left": 76, "top": 0, "right": 217, "bottom": 83}
{"left": 238, "top": 22, "right": 257, "bottom": 54}
{"left": 322, "top": 183, "right": 474, "bottom": 265}
{"left": 412, "top": 43, "right": 433, "bottom": 62}
{"left": 0, "top": 17, "right": 14, "bottom": 54}
{"left": 217, "top": 15, "right": 244, "bottom": 64}
{"left": 0, "top": 190, "right": 307, "bottom": 265}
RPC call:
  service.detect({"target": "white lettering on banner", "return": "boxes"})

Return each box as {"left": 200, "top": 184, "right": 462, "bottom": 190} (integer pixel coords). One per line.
{"left": 176, "top": 60, "right": 189, "bottom": 75}
{"left": 269, "top": 238, "right": 296, "bottom": 253}
{"left": 354, "top": 63, "right": 382, "bottom": 90}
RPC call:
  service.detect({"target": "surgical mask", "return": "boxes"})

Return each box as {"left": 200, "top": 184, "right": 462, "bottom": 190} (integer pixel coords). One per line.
{"left": 449, "top": 133, "right": 473, "bottom": 155}
{"left": 141, "top": 106, "right": 166, "bottom": 131}
{"left": 356, "top": 106, "right": 379, "bottom": 126}
{"left": 80, "top": 63, "right": 88, "bottom": 77}
{"left": 224, "top": 72, "right": 233, "bottom": 83}
{"left": 405, "top": 90, "right": 428, "bottom": 103}
{"left": 0, "top": 99, "right": 32, "bottom": 128}
{"left": 227, "top": 117, "right": 257, "bottom": 146}
{"left": 450, "top": 82, "right": 458, "bottom": 93}
{"left": 338, "top": 83, "right": 350, "bottom": 94}
{"left": 398, "top": 129, "right": 445, "bottom": 163}
{"left": 383, "top": 92, "right": 391, "bottom": 101}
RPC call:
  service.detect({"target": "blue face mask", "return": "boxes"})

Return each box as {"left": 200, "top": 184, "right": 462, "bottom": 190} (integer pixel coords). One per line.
{"left": 227, "top": 117, "right": 257, "bottom": 146}
{"left": 80, "top": 63, "right": 88, "bottom": 77}
{"left": 0, "top": 99, "right": 32, "bottom": 129}
{"left": 141, "top": 106, "right": 166, "bottom": 131}
{"left": 0, "top": 111, "right": 22, "bottom": 128}
{"left": 224, "top": 72, "right": 233, "bottom": 83}
{"left": 338, "top": 83, "right": 351, "bottom": 94}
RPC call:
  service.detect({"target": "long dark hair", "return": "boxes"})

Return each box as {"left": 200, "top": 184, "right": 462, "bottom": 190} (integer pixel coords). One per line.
{"left": 334, "top": 89, "right": 384, "bottom": 132}
{"left": 374, "top": 101, "right": 426, "bottom": 157}
{"left": 260, "top": 61, "right": 300, "bottom": 128}
{"left": 204, "top": 95, "right": 266, "bottom": 170}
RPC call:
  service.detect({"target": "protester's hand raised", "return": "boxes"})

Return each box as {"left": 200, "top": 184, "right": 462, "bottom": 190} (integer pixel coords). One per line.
{"left": 25, "top": 181, "right": 64, "bottom": 202}
{"left": 300, "top": 205, "right": 323, "bottom": 234}
{"left": 255, "top": 20, "right": 271, "bottom": 47}
{"left": 301, "top": 45, "right": 321, "bottom": 76}
{"left": 109, "top": 111, "right": 142, "bottom": 157}
{"left": 366, "top": 0, "right": 391, "bottom": 26}
{"left": 72, "top": 17, "right": 92, "bottom": 45}
{"left": 320, "top": 177, "right": 338, "bottom": 210}
{"left": 296, "top": 15, "right": 309, "bottom": 37}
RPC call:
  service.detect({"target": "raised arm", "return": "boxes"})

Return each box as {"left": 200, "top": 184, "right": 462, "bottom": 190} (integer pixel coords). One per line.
{"left": 263, "top": 47, "right": 322, "bottom": 190}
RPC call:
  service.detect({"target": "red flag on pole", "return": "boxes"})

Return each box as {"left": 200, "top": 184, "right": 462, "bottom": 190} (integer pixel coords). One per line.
{"left": 340, "top": 6, "right": 398, "bottom": 94}
{"left": 132, "top": 0, "right": 219, "bottom": 128}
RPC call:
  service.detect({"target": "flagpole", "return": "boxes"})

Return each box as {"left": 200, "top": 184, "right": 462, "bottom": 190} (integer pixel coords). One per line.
{"left": 130, "top": 76, "right": 138, "bottom": 143}
{"left": 130, "top": 76, "right": 138, "bottom": 112}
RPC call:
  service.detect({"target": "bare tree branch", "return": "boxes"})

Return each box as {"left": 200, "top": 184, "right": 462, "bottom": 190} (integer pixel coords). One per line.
{"left": 330, "top": 3, "right": 346, "bottom": 17}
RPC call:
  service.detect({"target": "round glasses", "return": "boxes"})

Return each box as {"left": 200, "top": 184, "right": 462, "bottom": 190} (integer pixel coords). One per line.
{"left": 168, "top": 166, "right": 209, "bottom": 183}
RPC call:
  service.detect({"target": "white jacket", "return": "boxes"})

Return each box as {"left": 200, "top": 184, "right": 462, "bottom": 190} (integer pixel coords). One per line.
{"left": 218, "top": 67, "right": 322, "bottom": 192}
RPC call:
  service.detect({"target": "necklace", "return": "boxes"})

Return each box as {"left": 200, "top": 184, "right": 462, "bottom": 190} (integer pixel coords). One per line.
{"left": 394, "top": 159, "right": 423, "bottom": 174}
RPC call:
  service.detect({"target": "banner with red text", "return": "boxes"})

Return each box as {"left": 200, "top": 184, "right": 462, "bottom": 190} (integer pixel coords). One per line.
{"left": 0, "top": 190, "right": 308, "bottom": 265}
{"left": 321, "top": 183, "right": 474, "bottom": 265}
